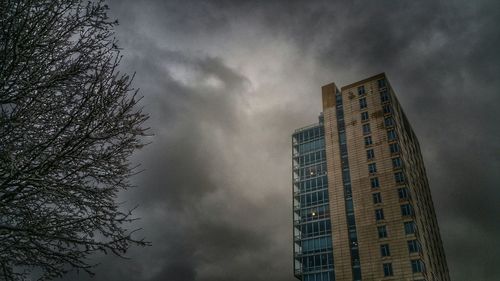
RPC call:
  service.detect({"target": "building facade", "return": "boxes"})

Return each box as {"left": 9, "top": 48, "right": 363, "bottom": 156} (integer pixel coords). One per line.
{"left": 292, "top": 73, "right": 450, "bottom": 281}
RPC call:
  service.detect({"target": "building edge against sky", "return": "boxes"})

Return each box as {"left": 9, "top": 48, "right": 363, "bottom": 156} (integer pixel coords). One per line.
{"left": 292, "top": 73, "right": 450, "bottom": 281}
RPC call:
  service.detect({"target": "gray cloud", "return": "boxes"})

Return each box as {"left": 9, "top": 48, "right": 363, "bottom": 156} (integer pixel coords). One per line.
{"left": 57, "top": 0, "right": 500, "bottom": 280}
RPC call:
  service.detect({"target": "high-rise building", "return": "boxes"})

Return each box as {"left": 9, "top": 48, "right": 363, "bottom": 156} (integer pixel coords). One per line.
{"left": 292, "top": 73, "right": 450, "bottom": 281}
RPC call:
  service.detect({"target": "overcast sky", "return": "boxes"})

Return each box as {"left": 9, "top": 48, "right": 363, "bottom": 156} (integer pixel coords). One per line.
{"left": 60, "top": 1, "right": 499, "bottom": 280}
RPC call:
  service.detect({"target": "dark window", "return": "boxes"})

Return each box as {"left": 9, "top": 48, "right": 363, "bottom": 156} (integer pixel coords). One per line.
{"left": 411, "top": 259, "right": 425, "bottom": 273}
{"left": 389, "top": 143, "right": 400, "bottom": 154}
{"left": 364, "top": 136, "right": 373, "bottom": 146}
{"left": 404, "top": 221, "right": 416, "bottom": 235}
{"left": 380, "top": 244, "right": 391, "bottom": 257}
{"left": 368, "top": 163, "right": 377, "bottom": 174}
{"left": 395, "top": 172, "right": 405, "bottom": 184}
{"left": 375, "top": 209, "right": 384, "bottom": 221}
{"left": 378, "top": 225, "right": 387, "bottom": 238}
{"left": 408, "top": 240, "right": 421, "bottom": 253}
{"left": 383, "top": 104, "right": 392, "bottom": 114}
{"left": 387, "top": 130, "right": 397, "bottom": 141}
{"left": 373, "top": 192, "right": 382, "bottom": 204}
{"left": 361, "top": 111, "right": 369, "bottom": 121}
{"left": 362, "top": 123, "right": 371, "bottom": 135}
{"left": 380, "top": 90, "right": 390, "bottom": 103}
{"left": 367, "top": 149, "right": 375, "bottom": 160}
{"left": 358, "top": 85, "right": 366, "bottom": 96}
{"left": 359, "top": 98, "right": 367, "bottom": 109}
{"left": 370, "top": 177, "right": 380, "bottom": 188}
{"left": 378, "top": 79, "right": 386, "bottom": 88}
{"left": 398, "top": 187, "right": 410, "bottom": 199}
{"left": 401, "top": 204, "right": 413, "bottom": 217}
{"left": 392, "top": 157, "right": 402, "bottom": 168}
{"left": 383, "top": 263, "right": 393, "bottom": 276}
{"left": 384, "top": 117, "right": 394, "bottom": 127}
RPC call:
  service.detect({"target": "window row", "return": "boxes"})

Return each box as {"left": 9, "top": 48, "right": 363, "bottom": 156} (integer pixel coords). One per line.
{"left": 300, "top": 236, "right": 333, "bottom": 254}
{"left": 297, "top": 176, "right": 328, "bottom": 193}
{"left": 296, "top": 138, "right": 325, "bottom": 154}
{"left": 377, "top": 221, "right": 417, "bottom": 239}
{"left": 299, "top": 205, "right": 330, "bottom": 222}
{"left": 299, "top": 190, "right": 329, "bottom": 208}
{"left": 302, "top": 271, "right": 334, "bottom": 281}
{"left": 296, "top": 150, "right": 326, "bottom": 166}
{"left": 300, "top": 253, "right": 334, "bottom": 272}
{"left": 294, "top": 126, "right": 324, "bottom": 143}
{"left": 382, "top": 259, "right": 426, "bottom": 277}
{"left": 298, "top": 163, "right": 327, "bottom": 179}
{"left": 375, "top": 203, "right": 414, "bottom": 221}
{"left": 299, "top": 219, "right": 332, "bottom": 238}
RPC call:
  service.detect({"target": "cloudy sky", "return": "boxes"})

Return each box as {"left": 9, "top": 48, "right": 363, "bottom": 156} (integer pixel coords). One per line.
{"left": 60, "top": 0, "right": 499, "bottom": 280}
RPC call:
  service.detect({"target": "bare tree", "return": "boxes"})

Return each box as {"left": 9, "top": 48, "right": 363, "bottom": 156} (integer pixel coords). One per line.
{"left": 0, "top": 0, "right": 149, "bottom": 280}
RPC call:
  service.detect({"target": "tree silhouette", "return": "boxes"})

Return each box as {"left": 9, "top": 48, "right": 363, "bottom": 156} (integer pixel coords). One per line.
{"left": 0, "top": 1, "right": 149, "bottom": 279}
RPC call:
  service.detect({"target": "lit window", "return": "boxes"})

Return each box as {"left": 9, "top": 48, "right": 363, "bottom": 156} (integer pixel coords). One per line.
{"left": 367, "top": 149, "right": 375, "bottom": 160}
{"left": 380, "top": 244, "right": 391, "bottom": 257}
{"left": 373, "top": 192, "right": 382, "bottom": 204}
{"left": 378, "top": 225, "right": 387, "bottom": 238}
{"left": 358, "top": 85, "right": 366, "bottom": 96}
{"left": 364, "top": 136, "right": 373, "bottom": 146}
{"left": 411, "top": 259, "right": 425, "bottom": 273}
{"left": 359, "top": 98, "right": 367, "bottom": 109}
{"left": 383, "top": 263, "right": 393, "bottom": 276}
{"left": 368, "top": 163, "right": 377, "bottom": 174}
{"left": 362, "top": 123, "right": 371, "bottom": 135}
{"left": 370, "top": 177, "right": 380, "bottom": 188}
{"left": 375, "top": 209, "right": 384, "bottom": 221}
{"left": 361, "top": 111, "right": 369, "bottom": 121}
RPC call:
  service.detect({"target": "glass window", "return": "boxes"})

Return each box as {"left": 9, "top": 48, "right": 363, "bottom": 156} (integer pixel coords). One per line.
{"left": 383, "top": 263, "right": 393, "bottom": 276}
{"left": 364, "top": 136, "right": 373, "bottom": 146}
{"left": 398, "top": 187, "right": 410, "bottom": 199}
{"left": 380, "top": 90, "right": 390, "bottom": 103}
{"left": 404, "top": 221, "right": 416, "bottom": 235}
{"left": 384, "top": 117, "right": 394, "bottom": 127}
{"left": 378, "top": 225, "right": 387, "bottom": 238}
{"left": 392, "top": 157, "right": 402, "bottom": 168}
{"left": 361, "top": 111, "right": 369, "bottom": 121}
{"left": 368, "top": 163, "right": 377, "bottom": 174}
{"left": 401, "top": 204, "right": 413, "bottom": 217}
{"left": 395, "top": 172, "right": 405, "bottom": 184}
{"left": 380, "top": 244, "right": 391, "bottom": 257}
{"left": 387, "top": 130, "right": 397, "bottom": 141}
{"left": 362, "top": 123, "right": 371, "bottom": 135}
{"left": 383, "top": 104, "right": 392, "bottom": 114}
{"left": 366, "top": 149, "right": 375, "bottom": 160}
{"left": 358, "top": 85, "right": 365, "bottom": 95}
{"left": 411, "top": 259, "right": 425, "bottom": 273}
{"left": 408, "top": 239, "right": 421, "bottom": 253}
{"left": 375, "top": 209, "right": 384, "bottom": 221}
{"left": 389, "top": 143, "right": 400, "bottom": 154}
{"left": 370, "top": 177, "right": 380, "bottom": 188}
{"left": 373, "top": 192, "right": 382, "bottom": 204}
{"left": 359, "top": 97, "right": 367, "bottom": 109}
{"left": 378, "top": 79, "right": 386, "bottom": 88}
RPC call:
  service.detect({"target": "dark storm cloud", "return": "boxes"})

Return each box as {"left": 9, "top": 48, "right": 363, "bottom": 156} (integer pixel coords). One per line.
{"left": 58, "top": 0, "right": 499, "bottom": 280}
